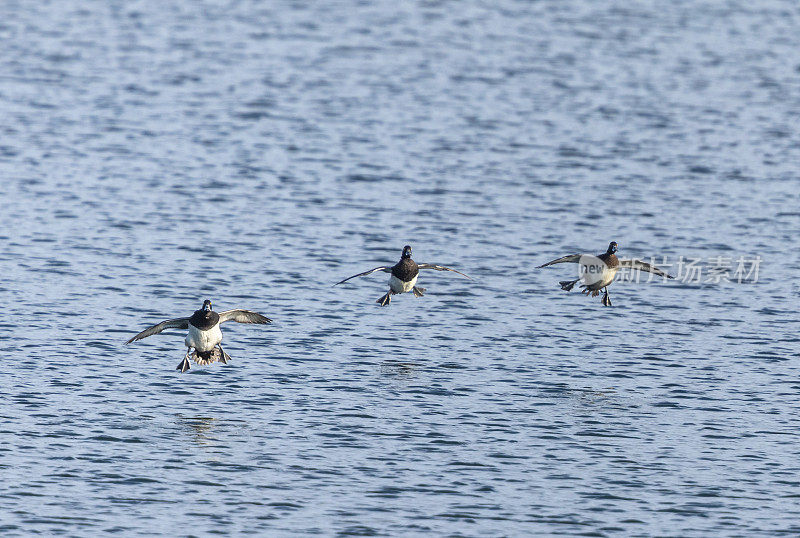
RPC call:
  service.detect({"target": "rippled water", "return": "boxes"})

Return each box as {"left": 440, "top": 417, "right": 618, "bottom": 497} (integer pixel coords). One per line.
{"left": 2, "top": 0, "right": 800, "bottom": 535}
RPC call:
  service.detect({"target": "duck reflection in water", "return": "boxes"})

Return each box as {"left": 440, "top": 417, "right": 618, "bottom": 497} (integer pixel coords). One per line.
{"left": 177, "top": 415, "right": 219, "bottom": 447}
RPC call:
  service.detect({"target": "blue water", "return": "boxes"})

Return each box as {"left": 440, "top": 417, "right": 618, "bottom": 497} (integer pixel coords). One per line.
{"left": 2, "top": 0, "right": 800, "bottom": 535}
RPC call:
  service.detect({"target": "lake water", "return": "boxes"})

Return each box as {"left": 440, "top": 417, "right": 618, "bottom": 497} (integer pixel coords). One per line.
{"left": 2, "top": 0, "right": 800, "bottom": 535}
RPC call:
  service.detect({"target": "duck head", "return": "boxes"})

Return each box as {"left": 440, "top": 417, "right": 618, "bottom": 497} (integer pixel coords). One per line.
{"left": 202, "top": 299, "right": 212, "bottom": 313}
{"left": 401, "top": 245, "right": 413, "bottom": 259}
{"left": 607, "top": 241, "right": 619, "bottom": 254}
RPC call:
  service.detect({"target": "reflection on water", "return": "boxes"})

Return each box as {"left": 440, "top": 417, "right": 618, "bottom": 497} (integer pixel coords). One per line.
{"left": 177, "top": 415, "right": 220, "bottom": 447}
{"left": 378, "top": 360, "right": 419, "bottom": 378}
{"left": 576, "top": 388, "right": 617, "bottom": 403}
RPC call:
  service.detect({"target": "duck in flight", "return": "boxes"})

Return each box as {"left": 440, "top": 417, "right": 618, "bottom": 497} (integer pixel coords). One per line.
{"left": 335, "top": 245, "right": 472, "bottom": 306}
{"left": 537, "top": 241, "right": 673, "bottom": 306}
{"left": 125, "top": 300, "right": 272, "bottom": 372}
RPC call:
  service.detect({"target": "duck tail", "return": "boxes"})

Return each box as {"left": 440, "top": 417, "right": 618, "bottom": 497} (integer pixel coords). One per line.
{"left": 192, "top": 348, "right": 223, "bottom": 366}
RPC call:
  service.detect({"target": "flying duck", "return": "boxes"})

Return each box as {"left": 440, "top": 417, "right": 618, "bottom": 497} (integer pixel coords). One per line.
{"left": 537, "top": 241, "right": 673, "bottom": 306}
{"left": 125, "top": 300, "right": 272, "bottom": 372}
{"left": 335, "top": 245, "right": 472, "bottom": 306}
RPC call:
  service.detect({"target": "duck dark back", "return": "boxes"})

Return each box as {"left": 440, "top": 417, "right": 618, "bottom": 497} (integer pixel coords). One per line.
{"left": 392, "top": 258, "right": 419, "bottom": 281}
{"left": 599, "top": 252, "right": 619, "bottom": 268}
{"left": 189, "top": 310, "right": 220, "bottom": 330}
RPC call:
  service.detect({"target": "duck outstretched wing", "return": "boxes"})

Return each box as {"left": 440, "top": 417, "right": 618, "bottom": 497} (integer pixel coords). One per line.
{"left": 417, "top": 263, "right": 472, "bottom": 280}
{"left": 218, "top": 310, "right": 272, "bottom": 324}
{"left": 334, "top": 266, "right": 391, "bottom": 285}
{"left": 619, "top": 259, "right": 674, "bottom": 279}
{"left": 536, "top": 254, "right": 582, "bottom": 268}
{"left": 125, "top": 318, "right": 189, "bottom": 344}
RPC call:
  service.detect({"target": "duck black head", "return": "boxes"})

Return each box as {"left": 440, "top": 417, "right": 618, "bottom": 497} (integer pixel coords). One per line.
{"left": 401, "top": 245, "right": 413, "bottom": 259}
{"left": 202, "top": 299, "right": 212, "bottom": 313}
{"left": 607, "top": 241, "right": 618, "bottom": 254}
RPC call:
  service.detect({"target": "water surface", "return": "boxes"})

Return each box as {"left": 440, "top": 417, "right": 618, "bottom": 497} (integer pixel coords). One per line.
{"left": 2, "top": 0, "right": 800, "bottom": 535}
